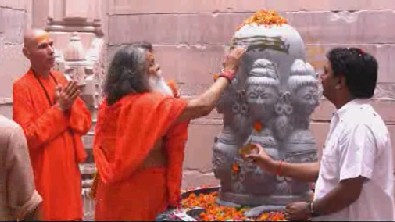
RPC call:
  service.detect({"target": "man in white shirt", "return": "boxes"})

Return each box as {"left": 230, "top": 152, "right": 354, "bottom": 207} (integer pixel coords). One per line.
{"left": 0, "top": 115, "right": 42, "bottom": 220}
{"left": 245, "top": 47, "right": 395, "bottom": 221}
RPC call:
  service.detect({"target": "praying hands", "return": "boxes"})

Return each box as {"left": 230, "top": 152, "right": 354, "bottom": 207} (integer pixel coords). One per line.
{"left": 55, "top": 81, "right": 81, "bottom": 111}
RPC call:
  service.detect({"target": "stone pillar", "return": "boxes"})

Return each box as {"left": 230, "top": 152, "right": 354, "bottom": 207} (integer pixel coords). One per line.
{"left": 31, "top": 0, "right": 106, "bottom": 219}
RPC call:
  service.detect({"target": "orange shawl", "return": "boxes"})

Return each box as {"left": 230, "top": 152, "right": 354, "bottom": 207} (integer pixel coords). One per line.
{"left": 93, "top": 92, "right": 187, "bottom": 184}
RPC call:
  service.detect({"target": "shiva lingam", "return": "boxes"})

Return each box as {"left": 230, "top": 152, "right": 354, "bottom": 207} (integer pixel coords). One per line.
{"left": 157, "top": 10, "right": 321, "bottom": 221}
{"left": 212, "top": 9, "right": 320, "bottom": 211}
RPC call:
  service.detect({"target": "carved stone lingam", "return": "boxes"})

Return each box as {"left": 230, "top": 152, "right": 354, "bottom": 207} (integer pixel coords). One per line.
{"left": 212, "top": 10, "right": 321, "bottom": 208}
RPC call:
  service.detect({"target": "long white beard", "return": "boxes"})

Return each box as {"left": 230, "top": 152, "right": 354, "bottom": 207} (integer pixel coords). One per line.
{"left": 149, "top": 70, "right": 174, "bottom": 96}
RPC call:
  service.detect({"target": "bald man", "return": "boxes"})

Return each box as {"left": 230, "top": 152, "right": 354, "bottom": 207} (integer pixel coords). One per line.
{"left": 12, "top": 28, "right": 92, "bottom": 220}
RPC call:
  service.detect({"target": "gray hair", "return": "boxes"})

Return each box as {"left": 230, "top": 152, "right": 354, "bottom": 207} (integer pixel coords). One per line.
{"left": 104, "top": 46, "right": 149, "bottom": 105}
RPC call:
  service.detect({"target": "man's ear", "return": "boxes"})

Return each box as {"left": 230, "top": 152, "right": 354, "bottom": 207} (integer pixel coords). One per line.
{"left": 23, "top": 47, "right": 30, "bottom": 59}
{"left": 335, "top": 76, "right": 346, "bottom": 89}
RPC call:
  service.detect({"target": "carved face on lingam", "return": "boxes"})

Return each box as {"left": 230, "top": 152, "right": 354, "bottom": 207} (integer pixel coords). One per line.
{"left": 245, "top": 58, "right": 280, "bottom": 155}
{"left": 213, "top": 77, "right": 251, "bottom": 192}
{"left": 246, "top": 59, "right": 280, "bottom": 125}
{"left": 288, "top": 59, "right": 320, "bottom": 117}
{"left": 282, "top": 59, "right": 320, "bottom": 157}
{"left": 219, "top": 78, "right": 251, "bottom": 136}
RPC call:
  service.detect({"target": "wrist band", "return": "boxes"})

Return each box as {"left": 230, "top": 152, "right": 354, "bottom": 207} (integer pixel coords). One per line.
{"left": 276, "top": 160, "right": 283, "bottom": 176}
{"left": 219, "top": 70, "right": 234, "bottom": 83}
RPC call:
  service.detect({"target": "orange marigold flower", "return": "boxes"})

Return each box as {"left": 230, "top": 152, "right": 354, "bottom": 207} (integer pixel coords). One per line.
{"left": 237, "top": 9, "right": 288, "bottom": 30}
{"left": 231, "top": 162, "right": 240, "bottom": 174}
{"left": 253, "top": 121, "right": 263, "bottom": 132}
{"left": 239, "top": 143, "right": 257, "bottom": 157}
{"left": 181, "top": 191, "right": 284, "bottom": 221}
{"left": 213, "top": 73, "right": 220, "bottom": 81}
{"left": 167, "top": 79, "right": 180, "bottom": 97}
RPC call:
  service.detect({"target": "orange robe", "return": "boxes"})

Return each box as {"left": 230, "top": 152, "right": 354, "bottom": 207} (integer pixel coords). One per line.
{"left": 93, "top": 92, "right": 187, "bottom": 220}
{"left": 165, "top": 80, "right": 189, "bottom": 207}
{"left": 165, "top": 122, "right": 189, "bottom": 207}
{"left": 13, "top": 69, "right": 92, "bottom": 220}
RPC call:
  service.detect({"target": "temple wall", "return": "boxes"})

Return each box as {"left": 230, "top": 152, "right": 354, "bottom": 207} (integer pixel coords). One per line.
{"left": 1, "top": 0, "right": 395, "bottom": 217}
{"left": 106, "top": 0, "right": 395, "bottom": 189}
{"left": 0, "top": 0, "right": 31, "bottom": 118}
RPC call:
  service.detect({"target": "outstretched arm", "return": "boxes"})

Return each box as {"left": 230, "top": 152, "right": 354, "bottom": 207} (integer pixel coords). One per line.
{"left": 175, "top": 47, "right": 246, "bottom": 123}
{"left": 265, "top": 160, "right": 319, "bottom": 182}
{"left": 245, "top": 144, "right": 319, "bottom": 182}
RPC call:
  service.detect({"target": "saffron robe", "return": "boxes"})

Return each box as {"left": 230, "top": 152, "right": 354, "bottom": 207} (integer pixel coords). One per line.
{"left": 13, "top": 69, "right": 92, "bottom": 220}
{"left": 93, "top": 92, "right": 187, "bottom": 220}
{"left": 165, "top": 121, "right": 189, "bottom": 207}
{"left": 156, "top": 79, "right": 189, "bottom": 207}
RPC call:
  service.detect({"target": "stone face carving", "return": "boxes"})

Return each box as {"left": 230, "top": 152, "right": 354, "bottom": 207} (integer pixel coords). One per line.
{"left": 213, "top": 15, "right": 321, "bottom": 207}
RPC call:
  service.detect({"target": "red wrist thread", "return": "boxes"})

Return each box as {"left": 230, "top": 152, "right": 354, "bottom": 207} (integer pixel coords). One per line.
{"left": 219, "top": 70, "right": 234, "bottom": 83}
{"left": 276, "top": 160, "right": 283, "bottom": 176}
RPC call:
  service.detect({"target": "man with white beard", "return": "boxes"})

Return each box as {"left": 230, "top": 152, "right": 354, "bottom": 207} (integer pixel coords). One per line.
{"left": 149, "top": 69, "right": 176, "bottom": 96}
{"left": 133, "top": 42, "right": 188, "bottom": 209}
{"left": 133, "top": 42, "right": 179, "bottom": 97}
{"left": 90, "top": 42, "right": 181, "bottom": 201}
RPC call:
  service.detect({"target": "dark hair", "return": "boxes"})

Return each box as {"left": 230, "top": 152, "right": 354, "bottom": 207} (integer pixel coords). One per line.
{"left": 326, "top": 47, "right": 378, "bottom": 99}
{"left": 131, "top": 41, "right": 153, "bottom": 52}
{"left": 104, "top": 45, "right": 149, "bottom": 105}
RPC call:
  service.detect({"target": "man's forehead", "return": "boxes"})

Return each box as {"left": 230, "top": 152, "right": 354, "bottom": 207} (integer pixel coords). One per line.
{"left": 35, "top": 31, "right": 51, "bottom": 44}
{"left": 146, "top": 51, "right": 155, "bottom": 60}
{"left": 24, "top": 29, "right": 52, "bottom": 47}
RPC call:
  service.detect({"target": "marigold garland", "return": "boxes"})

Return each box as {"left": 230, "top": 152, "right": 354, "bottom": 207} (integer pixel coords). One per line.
{"left": 181, "top": 191, "right": 286, "bottom": 221}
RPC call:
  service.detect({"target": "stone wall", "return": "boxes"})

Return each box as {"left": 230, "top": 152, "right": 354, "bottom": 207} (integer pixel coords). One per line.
{"left": 0, "top": 0, "right": 31, "bottom": 118}
{"left": 106, "top": 0, "right": 395, "bottom": 189}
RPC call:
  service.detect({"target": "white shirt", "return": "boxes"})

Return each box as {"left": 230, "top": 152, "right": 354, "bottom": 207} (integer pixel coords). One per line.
{"left": 313, "top": 99, "right": 395, "bottom": 221}
{"left": 0, "top": 115, "right": 42, "bottom": 220}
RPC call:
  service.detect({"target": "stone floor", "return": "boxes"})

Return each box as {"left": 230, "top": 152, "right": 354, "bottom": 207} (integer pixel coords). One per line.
{"left": 82, "top": 188, "right": 95, "bottom": 221}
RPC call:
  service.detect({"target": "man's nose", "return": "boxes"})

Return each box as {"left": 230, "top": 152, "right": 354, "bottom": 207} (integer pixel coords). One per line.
{"left": 318, "top": 72, "right": 324, "bottom": 81}
{"left": 48, "top": 45, "right": 54, "bottom": 54}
